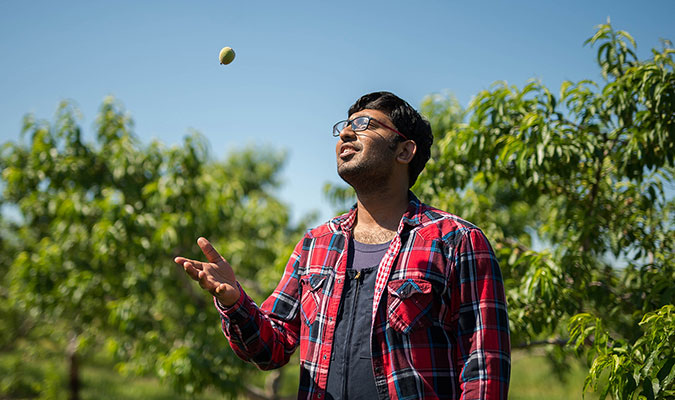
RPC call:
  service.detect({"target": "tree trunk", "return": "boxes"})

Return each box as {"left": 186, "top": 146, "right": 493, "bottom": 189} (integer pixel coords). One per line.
{"left": 244, "top": 368, "right": 294, "bottom": 400}
{"left": 265, "top": 369, "right": 281, "bottom": 400}
{"left": 67, "top": 333, "right": 80, "bottom": 400}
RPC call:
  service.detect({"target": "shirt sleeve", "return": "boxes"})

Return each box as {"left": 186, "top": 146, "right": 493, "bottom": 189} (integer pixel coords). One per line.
{"left": 453, "top": 228, "right": 511, "bottom": 400}
{"left": 213, "top": 235, "right": 306, "bottom": 370}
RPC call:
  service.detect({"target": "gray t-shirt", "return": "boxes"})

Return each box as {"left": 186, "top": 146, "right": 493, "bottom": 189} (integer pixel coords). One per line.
{"left": 347, "top": 238, "right": 391, "bottom": 271}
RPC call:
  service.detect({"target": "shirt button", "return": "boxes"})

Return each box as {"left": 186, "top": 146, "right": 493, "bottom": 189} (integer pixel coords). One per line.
{"left": 323, "top": 354, "right": 327, "bottom": 360}
{"left": 318, "top": 394, "right": 322, "bottom": 399}
{"left": 375, "top": 367, "right": 382, "bottom": 374}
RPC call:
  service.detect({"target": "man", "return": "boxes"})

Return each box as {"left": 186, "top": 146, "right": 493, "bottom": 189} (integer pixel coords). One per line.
{"left": 175, "top": 91, "right": 511, "bottom": 399}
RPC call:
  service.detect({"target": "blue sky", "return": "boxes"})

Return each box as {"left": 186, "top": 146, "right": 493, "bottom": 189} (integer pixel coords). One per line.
{"left": 1, "top": 0, "right": 674, "bottom": 223}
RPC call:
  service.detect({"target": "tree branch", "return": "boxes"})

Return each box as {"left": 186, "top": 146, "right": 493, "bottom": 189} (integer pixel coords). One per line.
{"left": 515, "top": 338, "right": 569, "bottom": 349}
{"left": 502, "top": 237, "right": 532, "bottom": 254}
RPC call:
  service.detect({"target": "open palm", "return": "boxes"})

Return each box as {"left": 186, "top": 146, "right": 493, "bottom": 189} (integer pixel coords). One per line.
{"left": 174, "top": 237, "right": 240, "bottom": 306}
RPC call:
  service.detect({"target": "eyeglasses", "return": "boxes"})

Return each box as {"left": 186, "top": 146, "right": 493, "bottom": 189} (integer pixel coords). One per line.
{"left": 332, "top": 116, "right": 408, "bottom": 140}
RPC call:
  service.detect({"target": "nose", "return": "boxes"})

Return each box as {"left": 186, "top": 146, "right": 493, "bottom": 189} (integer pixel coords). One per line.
{"left": 338, "top": 124, "right": 356, "bottom": 141}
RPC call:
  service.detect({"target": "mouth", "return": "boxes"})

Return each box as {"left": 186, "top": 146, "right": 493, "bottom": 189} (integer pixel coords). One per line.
{"left": 339, "top": 144, "right": 359, "bottom": 159}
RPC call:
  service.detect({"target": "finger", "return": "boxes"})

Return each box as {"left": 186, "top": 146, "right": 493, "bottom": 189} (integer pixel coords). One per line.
{"left": 215, "top": 282, "right": 229, "bottom": 294}
{"left": 175, "top": 257, "right": 205, "bottom": 271}
{"left": 183, "top": 261, "right": 201, "bottom": 281}
{"left": 197, "top": 237, "right": 228, "bottom": 267}
{"left": 174, "top": 256, "right": 196, "bottom": 265}
{"left": 197, "top": 270, "right": 218, "bottom": 292}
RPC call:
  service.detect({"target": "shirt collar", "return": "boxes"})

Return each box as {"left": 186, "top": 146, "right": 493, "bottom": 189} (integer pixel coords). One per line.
{"left": 333, "top": 191, "right": 424, "bottom": 234}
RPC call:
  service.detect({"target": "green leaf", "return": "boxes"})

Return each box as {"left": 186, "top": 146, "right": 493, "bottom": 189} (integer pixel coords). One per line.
{"left": 657, "top": 358, "right": 675, "bottom": 393}
{"left": 642, "top": 378, "right": 655, "bottom": 400}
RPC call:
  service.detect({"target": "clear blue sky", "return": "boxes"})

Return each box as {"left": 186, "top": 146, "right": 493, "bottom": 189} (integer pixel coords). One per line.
{"left": 1, "top": 0, "right": 673, "bottom": 223}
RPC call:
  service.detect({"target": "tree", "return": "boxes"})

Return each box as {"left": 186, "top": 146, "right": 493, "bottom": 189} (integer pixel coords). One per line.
{"left": 0, "top": 97, "right": 308, "bottom": 398}
{"left": 415, "top": 22, "right": 674, "bottom": 398}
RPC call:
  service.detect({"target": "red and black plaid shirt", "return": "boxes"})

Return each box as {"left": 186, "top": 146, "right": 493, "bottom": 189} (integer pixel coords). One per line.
{"left": 216, "top": 193, "right": 511, "bottom": 399}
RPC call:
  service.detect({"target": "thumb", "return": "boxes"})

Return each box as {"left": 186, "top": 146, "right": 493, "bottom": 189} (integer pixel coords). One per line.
{"left": 197, "top": 237, "right": 228, "bottom": 266}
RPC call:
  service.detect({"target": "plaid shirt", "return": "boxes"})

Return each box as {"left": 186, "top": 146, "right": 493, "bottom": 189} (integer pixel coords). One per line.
{"left": 216, "top": 193, "right": 510, "bottom": 399}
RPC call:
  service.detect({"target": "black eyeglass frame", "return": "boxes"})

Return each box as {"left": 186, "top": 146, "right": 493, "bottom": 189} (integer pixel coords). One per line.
{"left": 332, "top": 116, "right": 408, "bottom": 140}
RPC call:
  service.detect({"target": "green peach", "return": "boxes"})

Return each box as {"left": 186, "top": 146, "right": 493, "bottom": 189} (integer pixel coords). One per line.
{"left": 219, "top": 46, "right": 235, "bottom": 65}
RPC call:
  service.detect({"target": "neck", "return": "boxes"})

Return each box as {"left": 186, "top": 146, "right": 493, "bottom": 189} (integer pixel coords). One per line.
{"left": 352, "top": 182, "right": 409, "bottom": 242}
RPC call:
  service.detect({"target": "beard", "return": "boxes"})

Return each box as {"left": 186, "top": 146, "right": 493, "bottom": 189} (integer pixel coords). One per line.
{"left": 337, "top": 148, "right": 395, "bottom": 193}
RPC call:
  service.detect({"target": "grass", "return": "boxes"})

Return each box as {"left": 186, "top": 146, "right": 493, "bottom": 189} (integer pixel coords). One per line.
{"left": 80, "top": 358, "right": 217, "bottom": 400}
{"left": 510, "top": 351, "right": 597, "bottom": 400}
{"left": 1, "top": 346, "right": 598, "bottom": 399}
{"left": 0, "top": 348, "right": 220, "bottom": 400}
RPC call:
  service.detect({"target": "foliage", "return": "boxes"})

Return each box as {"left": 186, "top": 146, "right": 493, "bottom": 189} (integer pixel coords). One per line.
{"left": 413, "top": 22, "right": 674, "bottom": 398}
{"left": 569, "top": 305, "right": 675, "bottom": 399}
{"left": 0, "top": 97, "right": 306, "bottom": 396}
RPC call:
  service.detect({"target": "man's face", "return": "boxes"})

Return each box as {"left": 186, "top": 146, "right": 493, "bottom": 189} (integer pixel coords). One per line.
{"left": 335, "top": 109, "right": 400, "bottom": 189}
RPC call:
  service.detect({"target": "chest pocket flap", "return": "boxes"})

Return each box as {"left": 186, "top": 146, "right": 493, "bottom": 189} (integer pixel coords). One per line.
{"left": 388, "top": 278, "right": 432, "bottom": 298}
{"left": 387, "top": 278, "right": 434, "bottom": 334}
{"left": 300, "top": 273, "right": 328, "bottom": 326}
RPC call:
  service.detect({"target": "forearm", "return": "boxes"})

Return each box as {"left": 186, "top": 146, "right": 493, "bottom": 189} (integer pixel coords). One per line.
{"left": 454, "top": 229, "right": 511, "bottom": 399}
{"left": 457, "top": 318, "right": 511, "bottom": 399}
{"left": 215, "top": 283, "right": 299, "bottom": 370}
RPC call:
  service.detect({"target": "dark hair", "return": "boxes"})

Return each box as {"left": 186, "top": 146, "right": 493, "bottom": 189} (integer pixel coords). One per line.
{"left": 348, "top": 91, "right": 433, "bottom": 188}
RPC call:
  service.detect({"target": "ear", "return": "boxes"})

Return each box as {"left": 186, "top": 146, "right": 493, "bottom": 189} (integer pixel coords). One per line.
{"left": 395, "top": 140, "right": 417, "bottom": 165}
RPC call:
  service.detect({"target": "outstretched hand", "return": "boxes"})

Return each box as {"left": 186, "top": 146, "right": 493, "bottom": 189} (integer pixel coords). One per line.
{"left": 174, "top": 237, "right": 241, "bottom": 306}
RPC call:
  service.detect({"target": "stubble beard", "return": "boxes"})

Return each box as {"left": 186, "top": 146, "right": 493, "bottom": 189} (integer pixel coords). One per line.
{"left": 337, "top": 154, "right": 393, "bottom": 194}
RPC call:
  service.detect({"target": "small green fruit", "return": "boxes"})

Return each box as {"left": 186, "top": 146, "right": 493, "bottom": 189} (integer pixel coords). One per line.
{"left": 219, "top": 46, "right": 235, "bottom": 65}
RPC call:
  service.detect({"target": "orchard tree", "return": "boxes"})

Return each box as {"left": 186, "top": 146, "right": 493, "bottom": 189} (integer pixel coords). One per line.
{"left": 0, "top": 98, "right": 307, "bottom": 398}
{"left": 415, "top": 22, "right": 674, "bottom": 399}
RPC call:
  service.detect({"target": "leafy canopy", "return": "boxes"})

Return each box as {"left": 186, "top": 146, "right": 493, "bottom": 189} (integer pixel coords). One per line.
{"left": 415, "top": 21, "right": 674, "bottom": 399}
{"left": 0, "top": 96, "right": 305, "bottom": 396}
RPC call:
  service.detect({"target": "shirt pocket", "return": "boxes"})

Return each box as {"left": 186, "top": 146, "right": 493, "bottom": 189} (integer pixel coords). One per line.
{"left": 300, "top": 273, "right": 329, "bottom": 326}
{"left": 386, "top": 278, "right": 434, "bottom": 334}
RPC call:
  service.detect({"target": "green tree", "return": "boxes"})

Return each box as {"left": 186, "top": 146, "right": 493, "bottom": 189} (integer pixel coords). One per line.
{"left": 0, "top": 97, "right": 307, "bottom": 398}
{"left": 415, "top": 22, "right": 674, "bottom": 399}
